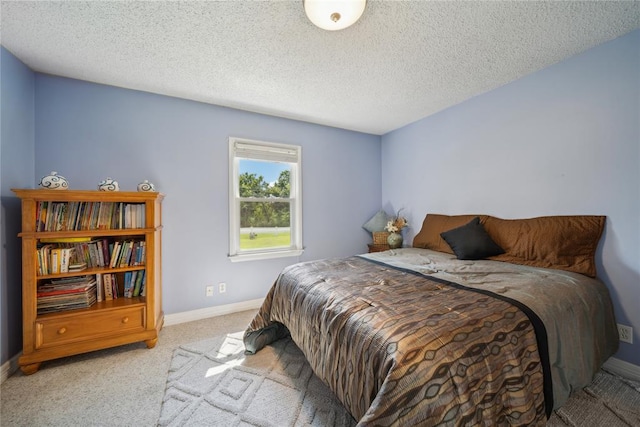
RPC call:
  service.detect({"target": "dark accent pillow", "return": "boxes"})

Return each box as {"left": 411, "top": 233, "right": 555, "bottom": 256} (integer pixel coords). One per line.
{"left": 413, "top": 213, "right": 487, "bottom": 253}
{"left": 440, "top": 217, "right": 505, "bottom": 260}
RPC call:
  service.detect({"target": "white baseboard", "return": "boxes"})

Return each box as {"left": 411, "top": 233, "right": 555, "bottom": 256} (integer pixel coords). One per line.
{"left": 603, "top": 357, "right": 640, "bottom": 382}
{"left": 163, "top": 298, "right": 264, "bottom": 327}
{"left": 1, "top": 352, "right": 21, "bottom": 384}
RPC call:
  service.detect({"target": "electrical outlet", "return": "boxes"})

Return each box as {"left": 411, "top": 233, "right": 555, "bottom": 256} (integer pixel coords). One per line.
{"left": 617, "top": 324, "right": 633, "bottom": 344}
{"left": 206, "top": 285, "right": 214, "bottom": 297}
{"left": 219, "top": 282, "right": 227, "bottom": 293}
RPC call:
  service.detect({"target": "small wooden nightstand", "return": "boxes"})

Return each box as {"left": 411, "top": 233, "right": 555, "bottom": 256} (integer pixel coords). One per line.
{"left": 368, "top": 243, "right": 390, "bottom": 253}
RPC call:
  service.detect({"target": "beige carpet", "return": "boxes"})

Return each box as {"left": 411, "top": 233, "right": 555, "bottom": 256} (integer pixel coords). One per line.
{"left": 160, "top": 334, "right": 640, "bottom": 427}
{"left": 547, "top": 371, "right": 640, "bottom": 427}
{"left": 158, "top": 333, "right": 355, "bottom": 427}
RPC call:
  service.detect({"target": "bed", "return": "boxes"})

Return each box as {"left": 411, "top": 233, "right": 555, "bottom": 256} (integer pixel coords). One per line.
{"left": 243, "top": 214, "right": 619, "bottom": 426}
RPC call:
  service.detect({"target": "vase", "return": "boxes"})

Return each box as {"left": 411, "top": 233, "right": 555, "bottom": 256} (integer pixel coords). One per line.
{"left": 137, "top": 179, "right": 156, "bottom": 192}
{"left": 39, "top": 171, "right": 69, "bottom": 190}
{"left": 98, "top": 177, "right": 119, "bottom": 191}
{"left": 387, "top": 232, "right": 403, "bottom": 249}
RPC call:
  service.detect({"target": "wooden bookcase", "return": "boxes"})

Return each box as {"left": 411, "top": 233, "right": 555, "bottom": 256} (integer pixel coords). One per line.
{"left": 12, "top": 189, "right": 164, "bottom": 374}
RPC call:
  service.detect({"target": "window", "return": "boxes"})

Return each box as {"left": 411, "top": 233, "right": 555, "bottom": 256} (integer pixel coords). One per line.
{"left": 228, "top": 137, "right": 303, "bottom": 262}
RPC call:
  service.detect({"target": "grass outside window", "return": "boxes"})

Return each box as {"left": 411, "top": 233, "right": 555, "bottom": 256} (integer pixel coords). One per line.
{"left": 239, "top": 230, "right": 291, "bottom": 250}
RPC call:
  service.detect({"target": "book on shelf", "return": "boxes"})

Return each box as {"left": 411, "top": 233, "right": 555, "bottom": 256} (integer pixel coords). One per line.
{"left": 87, "top": 241, "right": 101, "bottom": 268}
{"left": 81, "top": 238, "right": 110, "bottom": 268}
{"left": 119, "top": 240, "right": 134, "bottom": 268}
{"left": 109, "top": 241, "right": 122, "bottom": 268}
{"left": 36, "top": 201, "right": 48, "bottom": 231}
{"left": 123, "top": 204, "right": 145, "bottom": 229}
{"left": 123, "top": 271, "right": 138, "bottom": 298}
{"left": 68, "top": 262, "right": 87, "bottom": 272}
{"left": 101, "top": 238, "right": 111, "bottom": 266}
{"left": 37, "top": 244, "right": 50, "bottom": 275}
{"left": 96, "top": 203, "right": 106, "bottom": 230}
{"left": 37, "top": 292, "right": 97, "bottom": 314}
{"left": 101, "top": 239, "right": 143, "bottom": 269}
{"left": 37, "top": 275, "right": 97, "bottom": 314}
{"left": 38, "top": 276, "right": 95, "bottom": 296}
{"left": 133, "top": 241, "right": 146, "bottom": 266}
{"left": 103, "top": 273, "right": 118, "bottom": 299}
{"left": 111, "top": 274, "right": 118, "bottom": 299}
{"left": 103, "top": 273, "right": 114, "bottom": 300}
{"left": 123, "top": 272, "right": 131, "bottom": 298}
{"left": 76, "top": 241, "right": 92, "bottom": 267}
{"left": 116, "top": 241, "right": 127, "bottom": 268}
{"left": 140, "top": 272, "right": 146, "bottom": 296}
{"left": 50, "top": 249, "right": 59, "bottom": 274}
{"left": 96, "top": 273, "right": 104, "bottom": 302}
{"left": 132, "top": 270, "right": 145, "bottom": 297}
{"left": 59, "top": 247, "right": 72, "bottom": 273}
{"left": 34, "top": 201, "right": 147, "bottom": 231}
{"left": 95, "top": 239, "right": 105, "bottom": 267}
{"left": 40, "top": 237, "right": 93, "bottom": 244}
{"left": 36, "top": 245, "right": 76, "bottom": 275}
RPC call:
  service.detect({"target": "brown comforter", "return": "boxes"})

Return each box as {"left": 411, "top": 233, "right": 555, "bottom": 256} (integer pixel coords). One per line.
{"left": 244, "top": 254, "right": 560, "bottom": 425}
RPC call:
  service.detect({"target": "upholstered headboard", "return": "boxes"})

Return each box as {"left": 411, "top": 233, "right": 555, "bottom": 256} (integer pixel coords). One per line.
{"left": 413, "top": 214, "right": 606, "bottom": 277}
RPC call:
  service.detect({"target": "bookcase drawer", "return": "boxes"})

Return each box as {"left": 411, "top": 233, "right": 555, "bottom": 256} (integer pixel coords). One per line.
{"left": 35, "top": 306, "right": 146, "bottom": 349}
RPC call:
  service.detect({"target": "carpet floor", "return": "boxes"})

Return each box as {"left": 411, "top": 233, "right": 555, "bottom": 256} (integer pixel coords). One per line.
{"left": 160, "top": 334, "right": 640, "bottom": 427}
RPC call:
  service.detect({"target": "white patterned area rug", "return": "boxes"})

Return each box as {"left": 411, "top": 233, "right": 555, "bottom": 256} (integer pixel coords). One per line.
{"left": 159, "top": 332, "right": 640, "bottom": 427}
{"left": 547, "top": 368, "right": 640, "bottom": 427}
{"left": 158, "top": 333, "right": 356, "bottom": 427}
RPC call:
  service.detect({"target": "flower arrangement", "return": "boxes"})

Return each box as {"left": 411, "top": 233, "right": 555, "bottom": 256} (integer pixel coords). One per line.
{"left": 385, "top": 209, "right": 408, "bottom": 233}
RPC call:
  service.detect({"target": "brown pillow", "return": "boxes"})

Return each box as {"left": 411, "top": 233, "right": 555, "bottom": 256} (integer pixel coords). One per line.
{"left": 484, "top": 215, "right": 605, "bottom": 277}
{"left": 412, "top": 214, "right": 488, "bottom": 254}
{"left": 413, "top": 213, "right": 605, "bottom": 277}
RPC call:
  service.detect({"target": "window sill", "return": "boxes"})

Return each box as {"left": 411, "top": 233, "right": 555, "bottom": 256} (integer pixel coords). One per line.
{"left": 228, "top": 248, "right": 304, "bottom": 263}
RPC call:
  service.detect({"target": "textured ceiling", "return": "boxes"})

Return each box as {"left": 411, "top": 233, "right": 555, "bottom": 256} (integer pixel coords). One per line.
{"left": 1, "top": 1, "right": 639, "bottom": 135}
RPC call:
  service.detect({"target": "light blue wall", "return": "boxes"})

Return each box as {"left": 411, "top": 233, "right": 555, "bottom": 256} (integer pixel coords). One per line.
{"left": 381, "top": 30, "right": 640, "bottom": 366}
{"left": 34, "top": 75, "right": 382, "bottom": 315}
{"left": 1, "top": 47, "right": 35, "bottom": 365}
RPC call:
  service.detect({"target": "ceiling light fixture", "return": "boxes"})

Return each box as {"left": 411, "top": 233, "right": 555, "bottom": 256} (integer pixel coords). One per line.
{"left": 304, "top": 0, "right": 366, "bottom": 31}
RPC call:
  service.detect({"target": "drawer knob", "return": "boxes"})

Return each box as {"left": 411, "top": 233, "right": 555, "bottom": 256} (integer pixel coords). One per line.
{"left": 122, "top": 317, "right": 129, "bottom": 324}
{"left": 57, "top": 327, "right": 67, "bottom": 335}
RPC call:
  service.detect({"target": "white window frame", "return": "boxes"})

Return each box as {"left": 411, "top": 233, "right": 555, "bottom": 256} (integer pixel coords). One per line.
{"left": 228, "top": 137, "right": 304, "bottom": 262}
